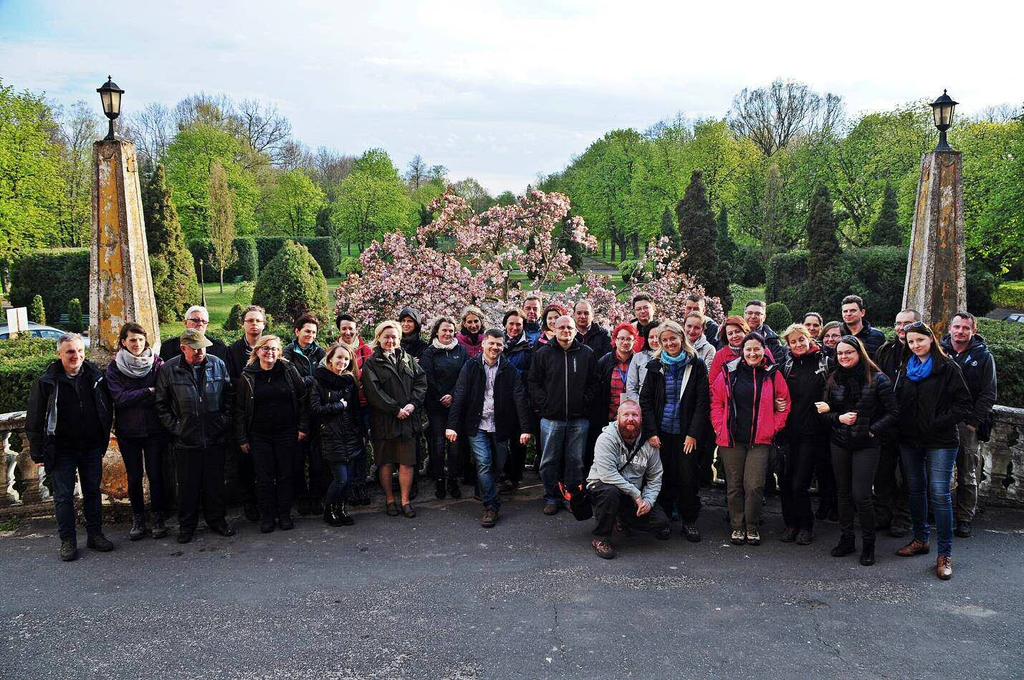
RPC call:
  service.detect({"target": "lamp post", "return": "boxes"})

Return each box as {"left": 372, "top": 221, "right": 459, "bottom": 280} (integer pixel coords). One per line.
{"left": 930, "top": 89, "right": 958, "bottom": 153}
{"left": 96, "top": 76, "right": 124, "bottom": 141}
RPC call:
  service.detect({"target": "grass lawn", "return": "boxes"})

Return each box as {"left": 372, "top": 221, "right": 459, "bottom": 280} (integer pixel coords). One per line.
{"left": 201, "top": 278, "right": 344, "bottom": 326}
{"left": 728, "top": 284, "right": 766, "bottom": 316}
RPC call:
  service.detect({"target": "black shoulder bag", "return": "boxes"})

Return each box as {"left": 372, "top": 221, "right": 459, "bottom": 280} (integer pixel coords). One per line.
{"left": 559, "top": 436, "right": 646, "bottom": 521}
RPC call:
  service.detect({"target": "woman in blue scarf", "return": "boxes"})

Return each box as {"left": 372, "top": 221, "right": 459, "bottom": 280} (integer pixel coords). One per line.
{"left": 893, "top": 322, "right": 973, "bottom": 581}
{"left": 638, "top": 321, "right": 710, "bottom": 542}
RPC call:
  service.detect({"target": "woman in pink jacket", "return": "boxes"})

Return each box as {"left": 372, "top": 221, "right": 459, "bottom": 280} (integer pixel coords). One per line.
{"left": 711, "top": 332, "right": 791, "bottom": 546}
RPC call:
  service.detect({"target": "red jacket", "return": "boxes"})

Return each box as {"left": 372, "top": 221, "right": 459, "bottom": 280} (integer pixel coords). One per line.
{"left": 709, "top": 345, "right": 776, "bottom": 386}
{"left": 711, "top": 358, "right": 791, "bottom": 448}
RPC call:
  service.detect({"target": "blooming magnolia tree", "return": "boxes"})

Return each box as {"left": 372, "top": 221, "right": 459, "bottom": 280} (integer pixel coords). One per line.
{"left": 335, "top": 189, "right": 723, "bottom": 330}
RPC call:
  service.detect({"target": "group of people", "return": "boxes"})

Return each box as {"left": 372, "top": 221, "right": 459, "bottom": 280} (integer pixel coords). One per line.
{"left": 25, "top": 292, "right": 996, "bottom": 581}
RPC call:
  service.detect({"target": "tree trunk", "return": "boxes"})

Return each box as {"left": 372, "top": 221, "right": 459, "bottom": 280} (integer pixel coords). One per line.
{"left": 347, "top": 241, "right": 352, "bottom": 255}
{"left": 610, "top": 239, "right": 616, "bottom": 262}
{"left": 219, "top": 268, "right": 225, "bottom": 294}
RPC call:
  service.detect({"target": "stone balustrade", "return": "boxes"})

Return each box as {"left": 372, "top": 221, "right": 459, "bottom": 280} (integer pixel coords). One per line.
{"left": 1, "top": 405, "right": 1022, "bottom": 515}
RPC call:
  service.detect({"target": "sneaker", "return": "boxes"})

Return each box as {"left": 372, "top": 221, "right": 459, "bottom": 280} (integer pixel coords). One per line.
{"left": 681, "top": 524, "right": 701, "bottom": 543}
{"left": 59, "top": 539, "right": 78, "bottom": 562}
{"left": 542, "top": 502, "right": 560, "bottom": 516}
{"left": 338, "top": 504, "right": 355, "bottom": 526}
{"left": 86, "top": 533, "right": 114, "bottom": 552}
{"left": 954, "top": 521, "right": 972, "bottom": 538}
{"left": 779, "top": 527, "right": 799, "bottom": 543}
{"left": 745, "top": 529, "right": 761, "bottom": 546}
{"left": 591, "top": 538, "right": 616, "bottom": 559}
{"left": 480, "top": 508, "right": 498, "bottom": 528}
{"left": 730, "top": 530, "right": 745, "bottom": 545}
{"left": 795, "top": 529, "right": 814, "bottom": 546}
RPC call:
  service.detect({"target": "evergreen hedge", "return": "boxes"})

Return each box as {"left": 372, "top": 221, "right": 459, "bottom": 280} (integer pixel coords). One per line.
{"left": 9, "top": 249, "right": 90, "bottom": 319}
{"left": 189, "top": 237, "right": 259, "bottom": 282}
{"left": 251, "top": 241, "right": 330, "bottom": 326}
{"left": 993, "top": 281, "right": 1024, "bottom": 309}
{"left": 253, "top": 237, "right": 338, "bottom": 280}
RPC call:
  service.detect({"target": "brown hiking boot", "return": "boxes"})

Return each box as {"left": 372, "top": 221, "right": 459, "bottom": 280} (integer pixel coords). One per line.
{"left": 592, "top": 538, "right": 616, "bottom": 559}
{"left": 896, "top": 539, "right": 930, "bottom": 557}
{"left": 936, "top": 556, "right": 953, "bottom": 580}
{"left": 481, "top": 508, "right": 498, "bottom": 528}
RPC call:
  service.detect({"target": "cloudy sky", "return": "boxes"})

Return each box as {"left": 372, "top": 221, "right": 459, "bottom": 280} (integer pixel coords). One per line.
{"left": 1, "top": 0, "right": 1018, "bottom": 193}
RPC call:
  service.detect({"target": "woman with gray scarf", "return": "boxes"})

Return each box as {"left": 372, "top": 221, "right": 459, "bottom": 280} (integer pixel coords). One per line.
{"left": 106, "top": 322, "right": 168, "bottom": 540}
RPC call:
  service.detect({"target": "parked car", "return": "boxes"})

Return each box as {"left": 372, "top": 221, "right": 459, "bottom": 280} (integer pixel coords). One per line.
{"left": 1004, "top": 312, "right": 1024, "bottom": 324}
{"left": 0, "top": 322, "right": 91, "bottom": 346}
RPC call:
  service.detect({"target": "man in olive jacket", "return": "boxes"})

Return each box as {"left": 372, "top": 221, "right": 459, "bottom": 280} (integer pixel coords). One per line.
{"left": 25, "top": 333, "right": 114, "bottom": 561}
{"left": 155, "top": 330, "right": 235, "bottom": 543}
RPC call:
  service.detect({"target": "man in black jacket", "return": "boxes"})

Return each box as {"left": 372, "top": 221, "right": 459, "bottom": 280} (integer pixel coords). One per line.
{"left": 744, "top": 300, "right": 785, "bottom": 362}
{"left": 155, "top": 330, "right": 235, "bottom": 544}
{"left": 574, "top": 300, "right": 612, "bottom": 359}
{"left": 684, "top": 294, "right": 720, "bottom": 350}
{"left": 25, "top": 334, "right": 115, "bottom": 561}
{"left": 528, "top": 315, "right": 597, "bottom": 515}
{"left": 225, "top": 304, "right": 265, "bottom": 522}
{"left": 447, "top": 330, "right": 532, "bottom": 527}
{"left": 159, "top": 305, "right": 228, "bottom": 362}
{"left": 873, "top": 309, "right": 918, "bottom": 537}
{"left": 942, "top": 312, "right": 998, "bottom": 538}
{"left": 840, "top": 295, "right": 887, "bottom": 358}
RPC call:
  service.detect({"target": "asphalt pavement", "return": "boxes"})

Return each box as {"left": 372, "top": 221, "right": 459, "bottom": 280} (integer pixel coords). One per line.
{"left": 2, "top": 479, "right": 1022, "bottom": 679}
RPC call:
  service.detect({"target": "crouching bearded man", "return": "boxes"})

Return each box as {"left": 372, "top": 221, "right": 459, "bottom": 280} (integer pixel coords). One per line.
{"left": 587, "top": 400, "right": 668, "bottom": 559}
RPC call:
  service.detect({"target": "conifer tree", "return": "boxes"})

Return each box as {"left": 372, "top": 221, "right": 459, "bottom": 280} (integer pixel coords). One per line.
{"left": 806, "top": 185, "right": 842, "bottom": 286}
{"left": 660, "top": 207, "right": 682, "bottom": 252}
{"left": 870, "top": 184, "right": 903, "bottom": 246}
{"left": 676, "top": 171, "right": 732, "bottom": 313}
{"left": 143, "top": 164, "right": 200, "bottom": 321}
{"left": 208, "top": 161, "right": 238, "bottom": 293}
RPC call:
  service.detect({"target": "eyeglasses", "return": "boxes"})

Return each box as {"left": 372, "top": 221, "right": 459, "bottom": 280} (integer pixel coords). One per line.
{"left": 186, "top": 318, "right": 209, "bottom": 325}
{"left": 904, "top": 322, "right": 930, "bottom": 335}
{"left": 260, "top": 347, "right": 281, "bottom": 354}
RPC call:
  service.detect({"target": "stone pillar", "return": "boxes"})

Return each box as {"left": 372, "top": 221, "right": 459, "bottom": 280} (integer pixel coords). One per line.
{"left": 902, "top": 150, "right": 966, "bottom": 337}
{"left": 90, "top": 140, "right": 160, "bottom": 353}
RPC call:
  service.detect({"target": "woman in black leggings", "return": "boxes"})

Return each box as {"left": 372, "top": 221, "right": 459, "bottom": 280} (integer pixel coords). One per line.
{"left": 816, "top": 336, "right": 898, "bottom": 566}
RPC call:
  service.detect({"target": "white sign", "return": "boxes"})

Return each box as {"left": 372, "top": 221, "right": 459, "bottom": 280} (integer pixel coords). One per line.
{"left": 6, "top": 307, "right": 28, "bottom": 336}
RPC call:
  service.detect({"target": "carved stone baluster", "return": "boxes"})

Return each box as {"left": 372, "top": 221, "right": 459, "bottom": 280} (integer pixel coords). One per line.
{"left": 16, "top": 431, "right": 43, "bottom": 504}
{"left": 1, "top": 430, "right": 18, "bottom": 505}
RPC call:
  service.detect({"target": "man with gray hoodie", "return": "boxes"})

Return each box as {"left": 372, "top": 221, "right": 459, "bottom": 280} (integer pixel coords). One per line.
{"left": 587, "top": 400, "right": 668, "bottom": 559}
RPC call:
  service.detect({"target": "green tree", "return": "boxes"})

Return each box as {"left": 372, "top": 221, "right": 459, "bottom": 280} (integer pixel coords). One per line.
{"left": 333, "top": 149, "right": 414, "bottom": 248}
{"left": 452, "top": 177, "right": 496, "bottom": 214}
{"left": 164, "top": 124, "right": 262, "bottom": 240}
{"left": 869, "top": 184, "right": 903, "bottom": 246}
{"left": 262, "top": 168, "right": 326, "bottom": 238}
{"left": 660, "top": 207, "right": 681, "bottom": 251}
{"left": 252, "top": 240, "right": 329, "bottom": 324}
{"left": 0, "top": 80, "right": 66, "bottom": 263}
{"left": 676, "top": 171, "right": 732, "bottom": 311}
{"left": 143, "top": 164, "right": 200, "bottom": 320}
{"left": 208, "top": 161, "right": 238, "bottom": 293}
{"left": 29, "top": 294, "right": 46, "bottom": 324}
{"left": 806, "top": 185, "right": 842, "bottom": 278}
{"left": 66, "top": 297, "right": 84, "bottom": 333}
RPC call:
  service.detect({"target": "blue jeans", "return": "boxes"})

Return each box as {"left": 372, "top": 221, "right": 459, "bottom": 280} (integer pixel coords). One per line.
{"left": 326, "top": 461, "right": 353, "bottom": 505}
{"left": 539, "top": 418, "right": 589, "bottom": 503}
{"left": 47, "top": 447, "right": 105, "bottom": 542}
{"left": 469, "top": 431, "right": 509, "bottom": 510}
{"left": 900, "top": 445, "right": 957, "bottom": 557}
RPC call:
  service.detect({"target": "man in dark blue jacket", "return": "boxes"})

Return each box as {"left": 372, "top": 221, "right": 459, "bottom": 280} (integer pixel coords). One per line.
{"left": 502, "top": 309, "right": 534, "bottom": 491}
{"left": 840, "top": 295, "right": 887, "bottom": 357}
{"left": 528, "top": 315, "right": 597, "bottom": 515}
{"left": 26, "top": 333, "right": 114, "bottom": 561}
{"left": 942, "top": 312, "right": 998, "bottom": 538}
{"left": 447, "top": 330, "right": 532, "bottom": 527}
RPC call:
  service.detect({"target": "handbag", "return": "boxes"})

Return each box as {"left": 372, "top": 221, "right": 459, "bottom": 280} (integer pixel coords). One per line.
{"left": 559, "top": 435, "right": 647, "bottom": 522}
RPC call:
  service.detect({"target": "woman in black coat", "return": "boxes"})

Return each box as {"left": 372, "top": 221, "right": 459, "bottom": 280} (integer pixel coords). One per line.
{"left": 418, "top": 316, "right": 470, "bottom": 500}
{"left": 816, "top": 335, "right": 898, "bottom": 567}
{"left": 310, "top": 343, "right": 362, "bottom": 527}
{"left": 362, "top": 320, "right": 428, "bottom": 518}
{"left": 106, "top": 322, "right": 167, "bottom": 540}
{"left": 892, "top": 321, "right": 973, "bottom": 581}
{"left": 778, "top": 323, "right": 833, "bottom": 547}
{"left": 234, "top": 335, "right": 311, "bottom": 533}
{"left": 639, "top": 320, "right": 711, "bottom": 543}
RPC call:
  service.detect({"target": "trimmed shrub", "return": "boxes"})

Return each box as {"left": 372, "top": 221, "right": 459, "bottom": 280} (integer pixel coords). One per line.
{"left": 729, "top": 243, "right": 766, "bottom": 287}
{"left": 29, "top": 295, "right": 46, "bottom": 324}
{"left": 977, "top": 318, "right": 1024, "bottom": 408}
{"left": 765, "top": 301, "right": 793, "bottom": 332}
{"left": 66, "top": 298, "right": 84, "bottom": 333}
{"left": 0, "top": 338, "right": 57, "bottom": 413}
{"left": 9, "top": 248, "right": 89, "bottom": 318}
{"left": 223, "top": 303, "right": 245, "bottom": 331}
{"left": 993, "top": 281, "right": 1024, "bottom": 310}
{"left": 234, "top": 237, "right": 259, "bottom": 281}
{"left": 253, "top": 237, "right": 338, "bottom": 280}
{"left": 618, "top": 259, "right": 644, "bottom": 284}
{"left": 252, "top": 241, "right": 330, "bottom": 325}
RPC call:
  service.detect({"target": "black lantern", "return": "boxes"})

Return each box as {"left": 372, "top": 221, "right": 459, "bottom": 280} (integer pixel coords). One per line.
{"left": 929, "top": 89, "right": 958, "bottom": 152}
{"left": 96, "top": 76, "right": 124, "bottom": 141}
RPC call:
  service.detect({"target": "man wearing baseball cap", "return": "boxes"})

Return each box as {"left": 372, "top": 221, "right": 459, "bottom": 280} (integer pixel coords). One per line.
{"left": 155, "top": 329, "right": 235, "bottom": 543}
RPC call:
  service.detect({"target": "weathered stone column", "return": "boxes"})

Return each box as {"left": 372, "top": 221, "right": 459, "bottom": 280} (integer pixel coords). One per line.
{"left": 90, "top": 139, "right": 160, "bottom": 353}
{"left": 902, "top": 150, "right": 966, "bottom": 336}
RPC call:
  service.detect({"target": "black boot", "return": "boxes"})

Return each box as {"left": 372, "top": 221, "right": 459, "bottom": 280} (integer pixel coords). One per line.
{"left": 338, "top": 503, "right": 354, "bottom": 526}
{"left": 323, "top": 503, "right": 343, "bottom": 527}
{"left": 831, "top": 533, "right": 856, "bottom": 557}
{"left": 860, "top": 539, "right": 876, "bottom": 566}
{"left": 152, "top": 513, "right": 168, "bottom": 539}
{"left": 129, "top": 513, "right": 149, "bottom": 541}
{"left": 435, "top": 478, "right": 446, "bottom": 500}
{"left": 447, "top": 477, "right": 462, "bottom": 499}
